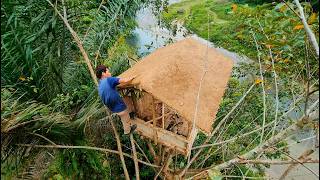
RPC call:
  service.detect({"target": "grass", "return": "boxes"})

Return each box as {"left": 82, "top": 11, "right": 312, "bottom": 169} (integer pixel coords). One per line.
{"left": 163, "top": 0, "right": 203, "bottom": 23}
{"left": 163, "top": 0, "right": 319, "bottom": 68}
{"left": 162, "top": 0, "right": 253, "bottom": 55}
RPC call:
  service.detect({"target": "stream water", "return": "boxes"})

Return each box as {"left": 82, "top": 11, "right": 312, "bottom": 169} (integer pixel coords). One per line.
{"left": 126, "top": 0, "right": 251, "bottom": 64}
{"left": 127, "top": 1, "right": 319, "bottom": 179}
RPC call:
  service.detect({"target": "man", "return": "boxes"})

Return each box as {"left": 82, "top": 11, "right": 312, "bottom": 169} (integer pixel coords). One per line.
{"left": 96, "top": 65, "right": 137, "bottom": 135}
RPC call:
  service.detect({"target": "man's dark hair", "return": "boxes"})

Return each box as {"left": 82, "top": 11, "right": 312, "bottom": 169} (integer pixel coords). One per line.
{"left": 96, "top": 65, "right": 108, "bottom": 79}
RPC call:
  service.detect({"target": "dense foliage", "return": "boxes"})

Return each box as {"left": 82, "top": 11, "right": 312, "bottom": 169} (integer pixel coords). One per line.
{"left": 163, "top": 0, "right": 318, "bottom": 178}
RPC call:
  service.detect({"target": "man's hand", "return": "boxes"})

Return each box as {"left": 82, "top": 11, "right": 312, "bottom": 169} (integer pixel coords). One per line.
{"left": 119, "top": 75, "right": 137, "bottom": 84}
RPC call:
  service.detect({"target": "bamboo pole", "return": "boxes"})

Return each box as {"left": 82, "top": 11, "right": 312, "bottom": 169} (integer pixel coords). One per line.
{"left": 130, "top": 134, "right": 140, "bottom": 180}
{"left": 110, "top": 118, "right": 130, "bottom": 180}
{"left": 46, "top": 0, "right": 98, "bottom": 86}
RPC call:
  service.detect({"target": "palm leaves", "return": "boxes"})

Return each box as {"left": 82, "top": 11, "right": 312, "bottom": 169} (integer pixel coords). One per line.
{"left": 2, "top": 0, "right": 153, "bottom": 178}
{"left": 2, "top": 0, "right": 149, "bottom": 103}
{"left": 1, "top": 1, "right": 67, "bottom": 102}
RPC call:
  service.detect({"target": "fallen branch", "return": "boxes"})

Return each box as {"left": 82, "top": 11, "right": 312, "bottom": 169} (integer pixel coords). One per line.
{"left": 16, "top": 143, "right": 160, "bottom": 168}
{"left": 251, "top": 29, "right": 267, "bottom": 144}
{"left": 279, "top": 149, "right": 315, "bottom": 179}
{"left": 278, "top": 147, "right": 319, "bottom": 178}
{"left": 188, "top": 109, "right": 319, "bottom": 179}
{"left": 238, "top": 159, "right": 319, "bottom": 165}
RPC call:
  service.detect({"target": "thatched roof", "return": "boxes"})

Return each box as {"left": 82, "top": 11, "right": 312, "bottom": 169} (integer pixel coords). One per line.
{"left": 119, "top": 38, "right": 233, "bottom": 134}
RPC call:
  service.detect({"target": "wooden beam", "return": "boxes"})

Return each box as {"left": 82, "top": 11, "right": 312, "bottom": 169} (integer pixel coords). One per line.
{"left": 145, "top": 112, "right": 172, "bottom": 124}
{"left": 132, "top": 118, "right": 188, "bottom": 154}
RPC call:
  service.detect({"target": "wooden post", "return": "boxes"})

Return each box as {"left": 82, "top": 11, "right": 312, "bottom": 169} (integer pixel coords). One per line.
{"left": 148, "top": 141, "right": 160, "bottom": 165}
{"left": 186, "top": 128, "right": 198, "bottom": 158}
{"left": 154, "top": 149, "right": 174, "bottom": 180}
{"left": 152, "top": 97, "right": 158, "bottom": 145}
{"left": 162, "top": 103, "right": 165, "bottom": 129}
{"left": 160, "top": 103, "right": 165, "bottom": 159}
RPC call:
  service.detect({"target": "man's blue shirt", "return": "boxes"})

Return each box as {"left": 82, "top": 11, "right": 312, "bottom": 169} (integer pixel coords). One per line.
{"left": 98, "top": 77, "right": 127, "bottom": 113}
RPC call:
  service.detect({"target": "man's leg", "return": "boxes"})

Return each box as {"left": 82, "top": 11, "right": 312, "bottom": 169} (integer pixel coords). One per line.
{"left": 122, "top": 96, "right": 136, "bottom": 119}
{"left": 117, "top": 110, "right": 134, "bottom": 134}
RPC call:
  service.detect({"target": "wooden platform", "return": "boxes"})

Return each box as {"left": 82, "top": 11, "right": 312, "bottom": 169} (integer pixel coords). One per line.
{"left": 132, "top": 118, "right": 197, "bottom": 156}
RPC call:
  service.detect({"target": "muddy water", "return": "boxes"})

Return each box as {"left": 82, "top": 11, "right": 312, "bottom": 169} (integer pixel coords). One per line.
{"left": 128, "top": 1, "right": 319, "bottom": 179}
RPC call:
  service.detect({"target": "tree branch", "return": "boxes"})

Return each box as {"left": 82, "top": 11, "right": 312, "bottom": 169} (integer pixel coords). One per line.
{"left": 46, "top": 0, "right": 98, "bottom": 85}
{"left": 16, "top": 143, "right": 161, "bottom": 168}
{"left": 238, "top": 159, "right": 319, "bottom": 165}
{"left": 251, "top": 27, "right": 267, "bottom": 144}
{"left": 293, "top": 0, "right": 319, "bottom": 57}
{"left": 188, "top": 109, "right": 319, "bottom": 179}
{"left": 279, "top": 149, "right": 316, "bottom": 179}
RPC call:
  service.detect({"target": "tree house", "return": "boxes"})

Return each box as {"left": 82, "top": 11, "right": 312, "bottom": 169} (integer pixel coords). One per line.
{"left": 118, "top": 38, "right": 233, "bottom": 157}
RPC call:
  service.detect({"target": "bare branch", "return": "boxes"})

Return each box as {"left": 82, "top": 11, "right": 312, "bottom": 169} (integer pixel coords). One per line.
{"left": 279, "top": 149, "right": 316, "bottom": 179}
{"left": 257, "top": 21, "right": 279, "bottom": 138}
{"left": 154, "top": 153, "right": 173, "bottom": 180}
{"left": 250, "top": 27, "right": 267, "bottom": 144}
{"left": 83, "top": 0, "right": 105, "bottom": 40}
{"left": 238, "top": 159, "right": 319, "bottom": 165}
{"left": 28, "top": 133, "right": 56, "bottom": 145}
{"left": 179, "top": 83, "right": 256, "bottom": 177}
{"left": 188, "top": 109, "right": 319, "bottom": 179}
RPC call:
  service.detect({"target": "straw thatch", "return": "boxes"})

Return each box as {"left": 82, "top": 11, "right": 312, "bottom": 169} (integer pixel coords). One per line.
{"left": 119, "top": 38, "right": 233, "bottom": 133}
